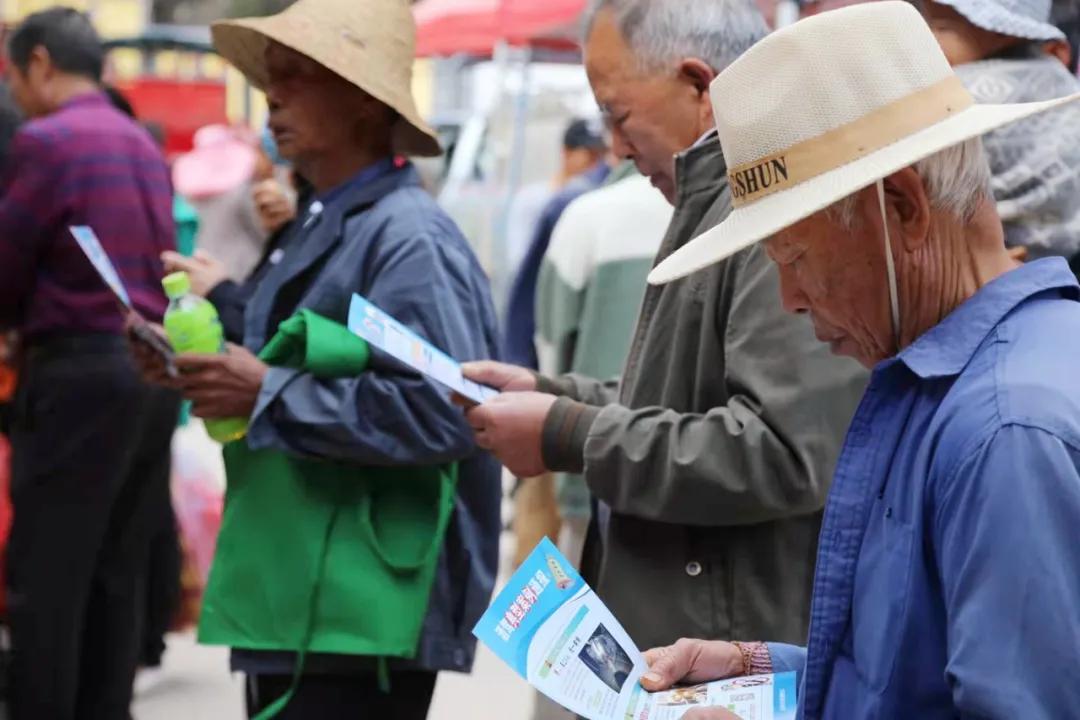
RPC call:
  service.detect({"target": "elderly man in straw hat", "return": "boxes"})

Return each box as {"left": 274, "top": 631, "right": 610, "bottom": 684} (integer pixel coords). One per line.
{"left": 134, "top": 0, "right": 502, "bottom": 717}
{"left": 636, "top": 2, "right": 1080, "bottom": 718}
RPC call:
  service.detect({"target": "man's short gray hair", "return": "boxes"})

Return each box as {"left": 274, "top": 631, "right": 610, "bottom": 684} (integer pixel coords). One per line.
{"left": 826, "top": 138, "right": 993, "bottom": 229}
{"left": 583, "top": 0, "right": 770, "bottom": 74}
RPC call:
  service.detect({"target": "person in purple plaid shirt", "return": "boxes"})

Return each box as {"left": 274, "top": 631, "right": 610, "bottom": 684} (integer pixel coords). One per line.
{"left": 0, "top": 8, "right": 180, "bottom": 719}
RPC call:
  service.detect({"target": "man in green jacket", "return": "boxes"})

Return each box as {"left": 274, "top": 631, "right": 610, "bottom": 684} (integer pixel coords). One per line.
{"left": 464, "top": 0, "right": 867, "bottom": 653}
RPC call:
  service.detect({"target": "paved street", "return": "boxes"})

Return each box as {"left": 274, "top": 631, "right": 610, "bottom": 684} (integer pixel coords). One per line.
{"left": 132, "top": 631, "right": 534, "bottom": 720}
{"left": 135, "top": 431, "right": 539, "bottom": 719}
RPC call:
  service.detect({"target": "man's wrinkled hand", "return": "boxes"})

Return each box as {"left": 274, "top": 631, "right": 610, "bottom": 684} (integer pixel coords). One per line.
{"left": 461, "top": 361, "right": 537, "bottom": 393}
{"left": 641, "top": 638, "right": 745, "bottom": 692}
{"left": 175, "top": 343, "right": 268, "bottom": 419}
{"left": 463, "top": 391, "right": 556, "bottom": 477}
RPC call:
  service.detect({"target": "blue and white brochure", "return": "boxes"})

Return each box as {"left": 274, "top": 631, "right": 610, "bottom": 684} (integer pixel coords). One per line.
{"left": 70, "top": 226, "right": 132, "bottom": 309}
{"left": 347, "top": 294, "right": 498, "bottom": 405}
{"left": 474, "top": 539, "right": 798, "bottom": 720}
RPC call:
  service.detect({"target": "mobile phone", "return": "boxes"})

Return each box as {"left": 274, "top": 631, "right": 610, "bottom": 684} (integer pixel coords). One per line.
{"left": 130, "top": 319, "right": 178, "bottom": 378}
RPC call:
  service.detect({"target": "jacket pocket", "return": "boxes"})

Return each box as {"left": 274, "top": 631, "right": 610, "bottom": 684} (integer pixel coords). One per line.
{"left": 850, "top": 501, "right": 914, "bottom": 693}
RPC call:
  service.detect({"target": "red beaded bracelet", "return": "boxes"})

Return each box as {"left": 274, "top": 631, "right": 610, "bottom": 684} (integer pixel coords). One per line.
{"left": 731, "top": 641, "right": 773, "bottom": 676}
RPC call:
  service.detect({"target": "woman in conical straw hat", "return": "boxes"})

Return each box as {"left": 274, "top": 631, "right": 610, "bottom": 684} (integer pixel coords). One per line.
{"left": 141, "top": 0, "right": 504, "bottom": 717}
{"left": 637, "top": 2, "right": 1080, "bottom": 718}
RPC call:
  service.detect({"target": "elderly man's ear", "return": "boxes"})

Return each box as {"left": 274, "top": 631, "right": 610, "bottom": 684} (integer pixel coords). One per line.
{"left": 882, "top": 167, "right": 933, "bottom": 253}
{"left": 678, "top": 58, "right": 718, "bottom": 132}
{"left": 678, "top": 58, "right": 717, "bottom": 94}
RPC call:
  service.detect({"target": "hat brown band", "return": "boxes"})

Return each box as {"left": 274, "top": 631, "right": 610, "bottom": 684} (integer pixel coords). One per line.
{"left": 727, "top": 75, "right": 974, "bottom": 209}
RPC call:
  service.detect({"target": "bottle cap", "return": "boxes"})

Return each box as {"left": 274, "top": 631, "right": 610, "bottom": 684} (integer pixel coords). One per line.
{"left": 162, "top": 271, "right": 191, "bottom": 300}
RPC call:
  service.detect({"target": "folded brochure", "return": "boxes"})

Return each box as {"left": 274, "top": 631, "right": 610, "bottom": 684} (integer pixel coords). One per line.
{"left": 347, "top": 294, "right": 498, "bottom": 405}
{"left": 474, "top": 538, "right": 797, "bottom": 720}
{"left": 70, "top": 226, "right": 132, "bottom": 309}
{"left": 69, "top": 226, "right": 176, "bottom": 366}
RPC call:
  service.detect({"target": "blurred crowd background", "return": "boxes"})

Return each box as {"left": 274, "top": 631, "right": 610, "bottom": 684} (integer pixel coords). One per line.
{"left": 0, "top": 0, "right": 1078, "bottom": 718}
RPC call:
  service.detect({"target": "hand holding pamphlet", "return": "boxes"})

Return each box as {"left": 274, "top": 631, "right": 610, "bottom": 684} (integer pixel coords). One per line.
{"left": 473, "top": 539, "right": 797, "bottom": 720}
{"left": 347, "top": 294, "right": 498, "bottom": 405}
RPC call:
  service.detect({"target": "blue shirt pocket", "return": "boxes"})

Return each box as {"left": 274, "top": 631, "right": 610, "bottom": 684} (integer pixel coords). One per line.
{"left": 850, "top": 500, "right": 915, "bottom": 693}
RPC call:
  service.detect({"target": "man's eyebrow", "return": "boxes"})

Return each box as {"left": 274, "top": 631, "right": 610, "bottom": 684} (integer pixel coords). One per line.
{"left": 764, "top": 236, "right": 799, "bottom": 261}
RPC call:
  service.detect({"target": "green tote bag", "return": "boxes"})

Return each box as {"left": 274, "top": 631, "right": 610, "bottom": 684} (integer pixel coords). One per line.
{"left": 198, "top": 311, "right": 457, "bottom": 717}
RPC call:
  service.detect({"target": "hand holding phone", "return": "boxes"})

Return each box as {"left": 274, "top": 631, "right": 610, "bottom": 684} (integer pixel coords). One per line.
{"left": 126, "top": 312, "right": 178, "bottom": 382}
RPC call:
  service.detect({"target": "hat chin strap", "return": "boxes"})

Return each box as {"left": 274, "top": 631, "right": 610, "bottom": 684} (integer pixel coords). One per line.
{"left": 877, "top": 179, "right": 901, "bottom": 351}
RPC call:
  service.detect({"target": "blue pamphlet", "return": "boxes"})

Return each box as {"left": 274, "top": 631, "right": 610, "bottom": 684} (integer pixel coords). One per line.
{"left": 70, "top": 226, "right": 132, "bottom": 309}
{"left": 347, "top": 294, "right": 498, "bottom": 405}
{"left": 474, "top": 539, "right": 798, "bottom": 720}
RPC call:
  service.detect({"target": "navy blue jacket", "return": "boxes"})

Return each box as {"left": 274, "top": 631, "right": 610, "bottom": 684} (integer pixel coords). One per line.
{"left": 234, "top": 161, "right": 502, "bottom": 675}
{"left": 503, "top": 162, "right": 609, "bottom": 368}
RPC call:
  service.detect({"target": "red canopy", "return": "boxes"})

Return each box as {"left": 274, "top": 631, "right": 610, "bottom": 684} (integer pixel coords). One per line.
{"left": 413, "top": 0, "right": 586, "bottom": 57}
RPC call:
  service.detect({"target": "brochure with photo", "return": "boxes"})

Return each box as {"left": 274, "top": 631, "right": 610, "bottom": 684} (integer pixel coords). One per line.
{"left": 473, "top": 539, "right": 798, "bottom": 720}
{"left": 347, "top": 294, "right": 498, "bottom": 405}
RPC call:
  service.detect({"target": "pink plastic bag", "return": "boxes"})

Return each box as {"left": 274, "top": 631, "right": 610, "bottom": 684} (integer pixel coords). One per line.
{"left": 171, "top": 425, "right": 224, "bottom": 586}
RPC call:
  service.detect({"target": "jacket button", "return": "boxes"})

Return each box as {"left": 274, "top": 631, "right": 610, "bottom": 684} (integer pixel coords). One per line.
{"left": 685, "top": 561, "right": 703, "bottom": 577}
{"left": 453, "top": 649, "right": 467, "bottom": 667}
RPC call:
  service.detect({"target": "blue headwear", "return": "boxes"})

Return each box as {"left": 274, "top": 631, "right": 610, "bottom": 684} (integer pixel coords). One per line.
{"left": 261, "top": 125, "right": 284, "bottom": 165}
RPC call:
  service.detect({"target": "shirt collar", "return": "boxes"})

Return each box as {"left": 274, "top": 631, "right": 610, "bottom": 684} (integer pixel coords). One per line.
{"left": 60, "top": 91, "right": 109, "bottom": 112}
{"left": 674, "top": 131, "right": 726, "bottom": 201}
{"left": 690, "top": 129, "right": 718, "bottom": 149}
{"left": 318, "top": 156, "right": 400, "bottom": 205}
{"left": 301, "top": 159, "right": 416, "bottom": 231}
{"left": 896, "top": 258, "right": 1080, "bottom": 379}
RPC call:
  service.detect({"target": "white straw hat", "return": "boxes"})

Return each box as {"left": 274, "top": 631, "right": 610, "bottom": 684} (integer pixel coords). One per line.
{"left": 647, "top": 1, "right": 1080, "bottom": 285}
{"left": 211, "top": 0, "right": 441, "bottom": 158}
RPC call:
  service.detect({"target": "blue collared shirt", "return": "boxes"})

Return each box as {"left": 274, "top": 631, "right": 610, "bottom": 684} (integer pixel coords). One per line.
{"left": 769, "top": 259, "right": 1080, "bottom": 719}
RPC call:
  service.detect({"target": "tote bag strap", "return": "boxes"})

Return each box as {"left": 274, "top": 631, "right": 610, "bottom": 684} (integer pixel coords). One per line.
{"left": 361, "top": 465, "right": 457, "bottom": 573}
{"left": 250, "top": 502, "right": 342, "bottom": 720}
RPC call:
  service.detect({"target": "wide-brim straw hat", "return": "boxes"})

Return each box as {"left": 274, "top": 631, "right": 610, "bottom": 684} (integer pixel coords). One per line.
{"left": 211, "top": 0, "right": 441, "bottom": 158}
{"left": 648, "top": 1, "right": 1080, "bottom": 285}
{"left": 936, "top": 0, "right": 1065, "bottom": 42}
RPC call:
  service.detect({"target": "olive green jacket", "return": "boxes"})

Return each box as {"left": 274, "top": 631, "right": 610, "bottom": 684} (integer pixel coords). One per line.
{"left": 539, "top": 135, "right": 867, "bottom": 649}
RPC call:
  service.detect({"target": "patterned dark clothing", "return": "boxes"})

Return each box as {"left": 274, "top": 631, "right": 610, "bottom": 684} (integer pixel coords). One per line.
{"left": 957, "top": 50, "right": 1080, "bottom": 259}
{"left": 0, "top": 92, "right": 174, "bottom": 338}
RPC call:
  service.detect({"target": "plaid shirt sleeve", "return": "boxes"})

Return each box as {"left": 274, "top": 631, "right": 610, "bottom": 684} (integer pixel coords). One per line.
{"left": 0, "top": 131, "right": 60, "bottom": 321}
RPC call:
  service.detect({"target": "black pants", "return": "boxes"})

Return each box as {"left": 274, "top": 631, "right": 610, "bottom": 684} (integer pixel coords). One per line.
{"left": 247, "top": 671, "right": 437, "bottom": 719}
{"left": 140, "top": 479, "right": 181, "bottom": 668}
{"left": 6, "top": 336, "right": 179, "bottom": 720}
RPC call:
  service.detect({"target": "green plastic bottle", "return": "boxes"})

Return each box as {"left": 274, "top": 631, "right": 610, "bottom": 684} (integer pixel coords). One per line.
{"left": 162, "top": 271, "right": 248, "bottom": 444}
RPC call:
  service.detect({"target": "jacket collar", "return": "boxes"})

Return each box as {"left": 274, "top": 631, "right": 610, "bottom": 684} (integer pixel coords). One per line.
{"left": 674, "top": 131, "right": 727, "bottom": 205}
{"left": 318, "top": 160, "right": 420, "bottom": 218}
{"left": 317, "top": 157, "right": 399, "bottom": 206}
{"left": 245, "top": 162, "right": 421, "bottom": 350}
{"left": 895, "top": 258, "right": 1079, "bottom": 379}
